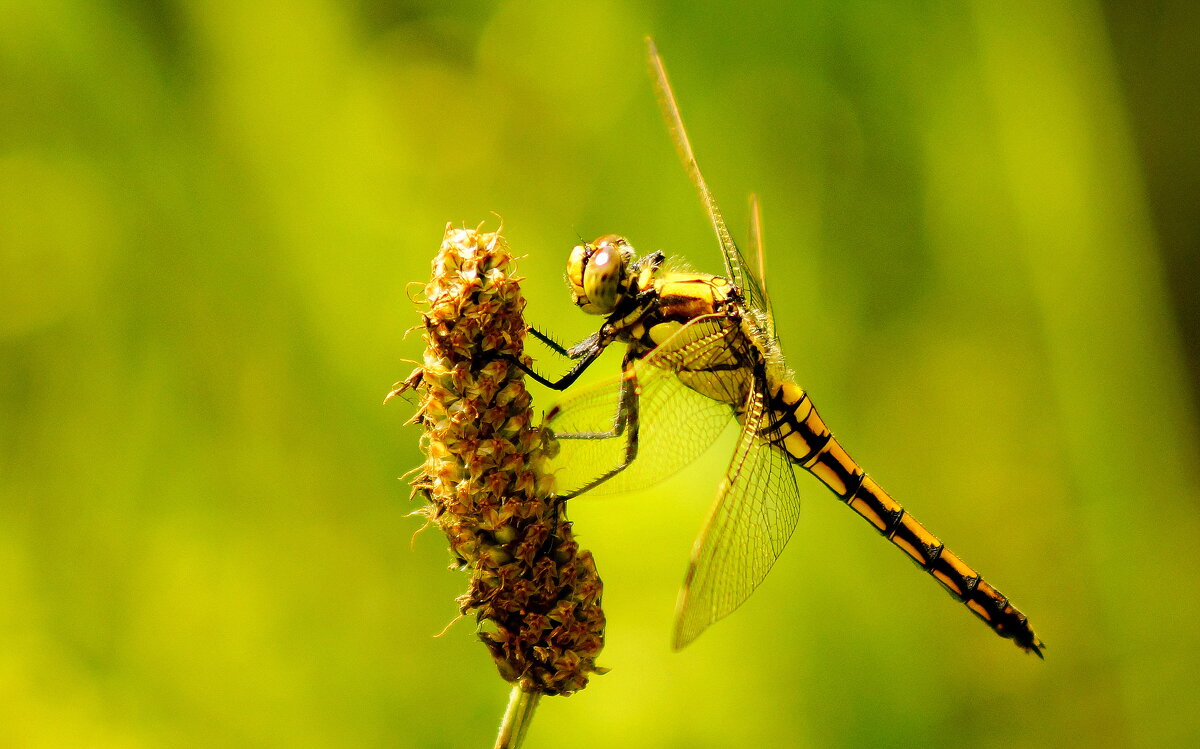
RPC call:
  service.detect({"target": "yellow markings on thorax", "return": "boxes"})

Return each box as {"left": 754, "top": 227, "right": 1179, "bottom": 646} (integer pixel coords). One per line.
{"left": 657, "top": 273, "right": 731, "bottom": 305}
{"left": 649, "top": 321, "right": 683, "bottom": 346}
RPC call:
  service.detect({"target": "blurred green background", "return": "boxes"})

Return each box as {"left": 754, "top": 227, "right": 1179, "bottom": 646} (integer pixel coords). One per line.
{"left": 3, "top": 1, "right": 1199, "bottom": 746}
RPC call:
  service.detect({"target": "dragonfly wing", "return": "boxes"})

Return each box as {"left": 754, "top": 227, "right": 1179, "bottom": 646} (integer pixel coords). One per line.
{"left": 647, "top": 39, "right": 774, "bottom": 339}
{"left": 747, "top": 193, "right": 776, "bottom": 342}
{"left": 544, "top": 316, "right": 743, "bottom": 498}
{"left": 673, "top": 372, "right": 802, "bottom": 649}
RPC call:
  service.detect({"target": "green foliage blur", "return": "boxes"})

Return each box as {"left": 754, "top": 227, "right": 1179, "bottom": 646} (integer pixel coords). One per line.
{"left": 3, "top": 1, "right": 1198, "bottom": 747}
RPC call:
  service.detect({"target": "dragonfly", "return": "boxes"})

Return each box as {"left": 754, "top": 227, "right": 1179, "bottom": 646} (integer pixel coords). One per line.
{"left": 516, "top": 38, "right": 1044, "bottom": 655}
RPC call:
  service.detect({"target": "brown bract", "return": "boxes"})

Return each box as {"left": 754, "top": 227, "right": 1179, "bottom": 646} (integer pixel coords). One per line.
{"left": 391, "top": 225, "right": 606, "bottom": 695}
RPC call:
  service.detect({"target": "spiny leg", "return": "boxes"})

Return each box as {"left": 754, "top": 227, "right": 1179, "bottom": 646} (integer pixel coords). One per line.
{"left": 507, "top": 329, "right": 607, "bottom": 391}
{"left": 541, "top": 317, "right": 747, "bottom": 500}
{"left": 525, "top": 326, "right": 574, "bottom": 358}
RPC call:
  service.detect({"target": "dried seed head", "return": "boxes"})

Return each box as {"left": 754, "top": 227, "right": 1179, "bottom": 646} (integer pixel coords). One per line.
{"left": 395, "top": 224, "right": 606, "bottom": 695}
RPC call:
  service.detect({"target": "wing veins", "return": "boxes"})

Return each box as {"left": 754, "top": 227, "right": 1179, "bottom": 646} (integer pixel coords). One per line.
{"left": 545, "top": 316, "right": 743, "bottom": 498}
{"left": 646, "top": 38, "right": 774, "bottom": 339}
{"left": 673, "top": 369, "right": 802, "bottom": 649}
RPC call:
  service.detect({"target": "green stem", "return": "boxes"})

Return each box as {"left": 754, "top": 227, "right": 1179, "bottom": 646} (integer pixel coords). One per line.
{"left": 494, "top": 685, "right": 541, "bottom": 749}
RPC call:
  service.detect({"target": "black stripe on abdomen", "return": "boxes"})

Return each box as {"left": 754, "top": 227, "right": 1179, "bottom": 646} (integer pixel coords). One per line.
{"left": 762, "top": 380, "right": 1044, "bottom": 656}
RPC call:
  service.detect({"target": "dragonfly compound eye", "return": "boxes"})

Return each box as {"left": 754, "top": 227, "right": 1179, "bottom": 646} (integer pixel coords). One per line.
{"left": 568, "top": 235, "right": 633, "bottom": 315}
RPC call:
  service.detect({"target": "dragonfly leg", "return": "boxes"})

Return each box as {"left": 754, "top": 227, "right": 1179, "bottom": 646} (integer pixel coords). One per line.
{"left": 525, "top": 326, "right": 573, "bottom": 358}
{"left": 566, "top": 331, "right": 604, "bottom": 359}
{"left": 507, "top": 330, "right": 607, "bottom": 390}
{"left": 551, "top": 357, "right": 642, "bottom": 499}
{"left": 526, "top": 326, "right": 605, "bottom": 360}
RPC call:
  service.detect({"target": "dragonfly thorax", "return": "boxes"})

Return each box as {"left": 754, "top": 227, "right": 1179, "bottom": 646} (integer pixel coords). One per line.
{"left": 567, "top": 234, "right": 639, "bottom": 315}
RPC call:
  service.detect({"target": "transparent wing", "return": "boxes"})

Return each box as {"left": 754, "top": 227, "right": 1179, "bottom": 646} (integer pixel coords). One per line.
{"left": 673, "top": 372, "right": 802, "bottom": 649}
{"left": 747, "top": 193, "right": 776, "bottom": 342}
{"left": 647, "top": 38, "right": 775, "bottom": 341}
{"left": 544, "top": 316, "right": 747, "bottom": 498}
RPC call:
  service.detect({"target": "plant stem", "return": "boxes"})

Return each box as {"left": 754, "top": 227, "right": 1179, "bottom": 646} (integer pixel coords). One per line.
{"left": 494, "top": 685, "right": 541, "bottom": 749}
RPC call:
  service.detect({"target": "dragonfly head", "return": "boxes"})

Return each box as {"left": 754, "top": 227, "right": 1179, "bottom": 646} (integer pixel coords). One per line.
{"left": 567, "top": 234, "right": 637, "bottom": 315}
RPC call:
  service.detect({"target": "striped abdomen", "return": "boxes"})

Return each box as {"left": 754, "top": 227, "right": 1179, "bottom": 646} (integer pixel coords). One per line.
{"left": 763, "top": 380, "right": 1044, "bottom": 656}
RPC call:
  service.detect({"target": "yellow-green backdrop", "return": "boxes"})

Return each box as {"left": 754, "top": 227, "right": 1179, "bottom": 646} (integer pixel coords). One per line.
{"left": 3, "top": 1, "right": 1198, "bottom": 747}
